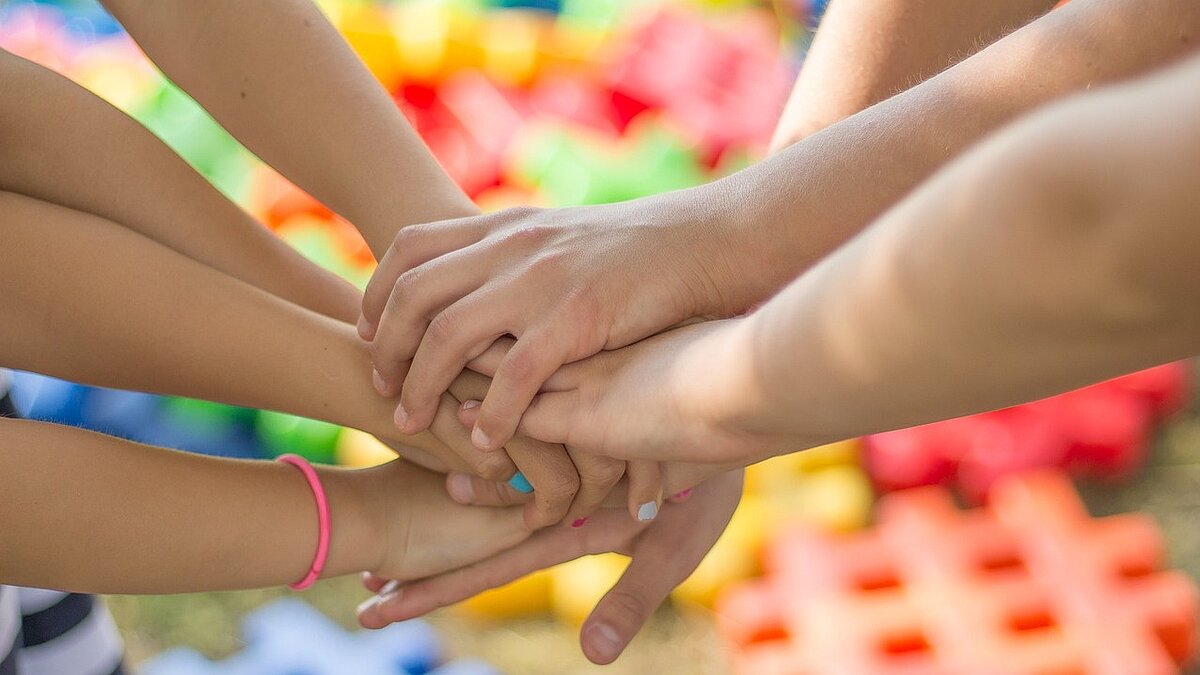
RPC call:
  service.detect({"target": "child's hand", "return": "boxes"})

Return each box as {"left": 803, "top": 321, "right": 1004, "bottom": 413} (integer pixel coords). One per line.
{"left": 362, "top": 460, "right": 530, "bottom": 582}
{"left": 357, "top": 470, "right": 744, "bottom": 665}
{"left": 360, "top": 198, "right": 746, "bottom": 455}
{"left": 465, "top": 319, "right": 791, "bottom": 466}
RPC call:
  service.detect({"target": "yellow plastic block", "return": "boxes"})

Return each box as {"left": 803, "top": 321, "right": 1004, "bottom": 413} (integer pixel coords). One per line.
{"left": 459, "top": 568, "right": 553, "bottom": 620}
{"left": 479, "top": 11, "right": 550, "bottom": 87}
{"left": 672, "top": 495, "right": 778, "bottom": 607}
{"left": 784, "top": 465, "right": 874, "bottom": 533}
{"left": 340, "top": 5, "right": 403, "bottom": 90}
{"left": 745, "top": 439, "right": 860, "bottom": 496}
{"left": 549, "top": 553, "right": 628, "bottom": 625}
{"left": 334, "top": 429, "right": 396, "bottom": 468}
{"left": 390, "top": 2, "right": 453, "bottom": 81}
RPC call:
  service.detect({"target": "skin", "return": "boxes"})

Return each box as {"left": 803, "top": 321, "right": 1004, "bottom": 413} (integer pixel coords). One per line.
{"left": 460, "top": 54, "right": 1200, "bottom": 468}
{"left": 0, "top": 418, "right": 527, "bottom": 593}
{"left": 359, "top": 470, "right": 745, "bottom": 666}
{"left": 770, "top": 0, "right": 1059, "bottom": 149}
{"left": 92, "top": 0, "right": 667, "bottom": 522}
{"left": 361, "top": 0, "right": 1200, "bottom": 456}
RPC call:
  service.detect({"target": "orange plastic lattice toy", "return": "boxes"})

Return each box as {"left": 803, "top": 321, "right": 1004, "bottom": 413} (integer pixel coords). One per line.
{"left": 717, "top": 470, "right": 1198, "bottom": 675}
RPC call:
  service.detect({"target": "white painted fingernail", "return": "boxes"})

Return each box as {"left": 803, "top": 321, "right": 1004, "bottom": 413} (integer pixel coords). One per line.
{"left": 356, "top": 595, "right": 382, "bottom": 614}
{"left": 637, "top": 501, "right": 658, "bottom": 522}
{"left": 379, "top": 580, "right": 400, "bottom": 596}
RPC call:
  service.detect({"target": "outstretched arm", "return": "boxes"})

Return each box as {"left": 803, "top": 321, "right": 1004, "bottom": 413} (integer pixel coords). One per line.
{"left": 502, "top": 53, "right": 1200, "bottom": 465}
{"left": 0, "top": 418, "right": 527, "bottom": 593}
{"left": 98, "top": 0, "right": 476, "bottom": 247}
{"left": 0, "top": 48, "right": 360, "bottom": 323}
{"left": 359, "top": 0, "right": 1200, "bottom": 455}
{"left": 771, "top": 0, "right": 1057, "bottom": 150}
{"left": 0, "top": 191, "right": 475, "bottom": 472}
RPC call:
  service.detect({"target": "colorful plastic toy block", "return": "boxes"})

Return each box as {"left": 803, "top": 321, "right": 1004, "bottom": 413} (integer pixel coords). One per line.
{"left": 717, "top": 470, "right": 1198, "bottom": 675}
{"left": 865, "top": 363, "right": 1191, "bottom": 502}
{"left": 461, "top": 441, "right": 873, "bottom": 620}
{"left": 607, "top": 8, "right": 792, "bottom": 160}
{"left": 140, "top": 599, "right": 499, "bottom": 675}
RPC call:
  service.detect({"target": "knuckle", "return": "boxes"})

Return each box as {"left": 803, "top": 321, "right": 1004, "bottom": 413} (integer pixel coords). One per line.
{"left": 476, "top": 460, "right": 513, "bottom": 483}
{"left": 584, "top": 462, "right": 625, "bottom": 489}
{"left": 602, "top": 589, "right": 650, "bottom": 627}
{"left": 544, "top": 471, "right": 581, "bottom": 503}
{"left": 426, "top": 309, "right": 460, "bottom": 343}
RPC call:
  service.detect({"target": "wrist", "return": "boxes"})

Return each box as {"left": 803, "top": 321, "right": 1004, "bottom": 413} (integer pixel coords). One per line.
{"left": 673, "top": 179, "right": 798, "bottom": 317}
{"left": 317, "top": 466, "right": 387, "bottom": 578}
{"left": 676, "top": 318, "right": 792, "bottom": 462}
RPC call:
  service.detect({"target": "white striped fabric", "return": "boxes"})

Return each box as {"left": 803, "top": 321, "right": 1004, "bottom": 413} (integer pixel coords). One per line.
{"left": 0, "top": 588, "right": 21, "bottom": 666}
{"left": 16, "top": 602, "right": 124, "bottom": 675}
{"left": 13, "top": 589, "right": 65, "bottom": 616}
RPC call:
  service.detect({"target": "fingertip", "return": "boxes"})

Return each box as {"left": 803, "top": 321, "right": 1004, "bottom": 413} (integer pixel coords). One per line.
{"left": 446, "top": 472, "right": 476, "bottom": 504}
{"left": 582, "top": 621, "right": 626, "bottom": 665}
{"left": 374, "top": 369, "right": 395, "bottom": 397}
{"left": 471, "top": 424, "right": 496, "bottom": 452}
{"left": 457, "top": 399, "right": 482, "bottom": 427}
{"left": 357, "top": 314, "right": 377, "bottom": 341}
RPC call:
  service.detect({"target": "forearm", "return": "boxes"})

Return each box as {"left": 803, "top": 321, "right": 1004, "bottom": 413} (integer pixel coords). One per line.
{"left": 0, "top": 193, "right": 446, "bottom": 459}
{"left": 771, "top": 0, "right": 1056, "bottom": 150}
{"left": 699, "top": 0, "right": 1200, "bottom": 314}
{"left": 727, "top": 57, "right": 1200, "bottom": 448}
{"left": 101, "top": 0, "right": 476, "bottom": 252}
{"left": 0, "top": 49, "right": 360, "bottom": 324}
{"left": 0, "top": 417, "right": 381, "bottom": 593}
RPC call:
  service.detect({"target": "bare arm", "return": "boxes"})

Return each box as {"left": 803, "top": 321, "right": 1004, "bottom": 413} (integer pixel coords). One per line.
{"left": 0, "top": 49, "right": 361, "bottom": 323}
{"left": 359, "top": 0, "right": 1200, "bottom": 454}
{"left": 98, "top": 0, "right": 476, "bottom": 249}
{"left": 0, "top": 191, "right": 476, "bottom": 472}
{"left": 771, "top": 0, "right": 1058, "bottom": 150}
{"left": 0, "top": 418, "right": 526, "bottom": 593}
{"left": 505, "top": 53, "right": 1200, "bottom": 465}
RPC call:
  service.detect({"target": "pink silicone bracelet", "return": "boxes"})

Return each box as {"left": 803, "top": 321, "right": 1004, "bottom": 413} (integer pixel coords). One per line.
{"left": 277, "top": 454, "right": 331, "bottom": 591}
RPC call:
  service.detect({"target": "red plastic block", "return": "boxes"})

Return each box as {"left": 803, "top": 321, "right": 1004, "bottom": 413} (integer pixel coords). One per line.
{"left": 716, "top": 471, "right": 1198, "bottom": 675}
{"left": 607, "top": 9, "right": 791, "bottom": 161}
{"left": 865, "top": 364, "right": 1191, "bottom": 502}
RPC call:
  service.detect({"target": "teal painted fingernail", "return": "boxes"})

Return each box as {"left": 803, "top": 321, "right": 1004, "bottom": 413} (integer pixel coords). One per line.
{"left": 637, "top": 501, "right": 658, "bottom": 522}
{"left": 508, "top": 472, "right": 533, "bottom": 494}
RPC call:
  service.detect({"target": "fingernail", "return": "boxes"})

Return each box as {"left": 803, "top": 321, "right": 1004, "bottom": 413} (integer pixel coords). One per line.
{"left": 462, "top": 399, "right": 482, "bottom": 411}
{"left": 373, "top": 369, "right": 389, "bottom": 396}
{"left": 637, "top": 501, "right": 658, "bottom": 522}
{"left": 378, "top": 580, "right": 400, "bottom": 596}
{"left": 673, "top": 489, "right": 693, "bottom": 501}
{"left": 586, "top": 623, "right": 624, "bottom": 662}
{"left": 471, "top": 425, "right": 492, "bottom": 451}
{"left": 357, "top": 314, "right": 374, "bottom": 340}
{"left": 356, "top": 595, "right": 382, "bottom": 614}
{"left": 508, "top": 472, "right": 533, "bottom": 494}
{"left": 571, "top": 517, "right": 589, "bottom": 528}
{"left": 447, "top": 473, "right": 475, "bottom": 502}
{"left": 393, "top": 403, "right": 409, "bottom": 430}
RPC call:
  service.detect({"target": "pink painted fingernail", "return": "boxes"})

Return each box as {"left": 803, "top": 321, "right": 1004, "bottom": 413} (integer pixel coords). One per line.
{"left": 393, "top": 403, "right": 410, "bottom": 430}
{"left": 462, "top": 400, "right": 482, "bottom": 411}
{"left": 471, "top": 425, "right": 492, "bottom": 451}
{"left": 673, "top": 488, "right": 693, "bottom": 501}
{"left": 571, "top": 517, "right": 589, "bottom": 528}
{"left": 373, "top": 369, "right": 389, "bottom": 396}
{"left": 447, "top": 473, "right": 475, "bottom": 503}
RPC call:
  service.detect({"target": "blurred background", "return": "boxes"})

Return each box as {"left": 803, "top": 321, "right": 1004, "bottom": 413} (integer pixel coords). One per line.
{"left": 1, "top": 0, "right": 1198, "bottom": 673}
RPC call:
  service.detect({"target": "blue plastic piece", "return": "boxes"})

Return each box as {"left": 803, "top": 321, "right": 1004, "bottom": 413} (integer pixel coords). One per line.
{"left": 139, "top": 599, "right": 478, "bottom": 675}
{"left": 507, "top": 472, "right": 533, "bottom": 494}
